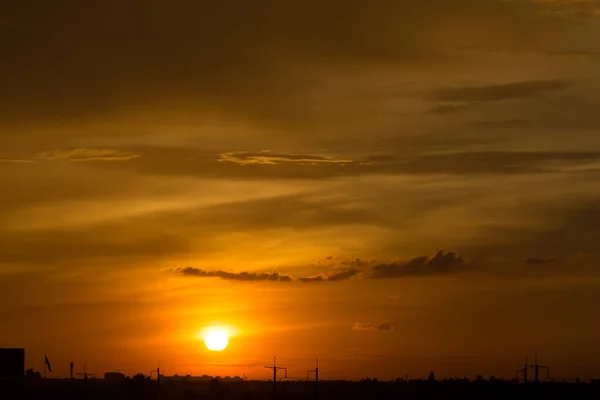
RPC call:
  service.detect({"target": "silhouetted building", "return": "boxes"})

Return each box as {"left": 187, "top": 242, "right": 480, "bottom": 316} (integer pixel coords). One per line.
{"left": 104, "top": 372, "right": 126, "bottom": 381}
{"left": 0, "top": 348, "right": 25, "bottom": 379}
{"left": 428, "top": 370, "right": 436, "bottom": 382}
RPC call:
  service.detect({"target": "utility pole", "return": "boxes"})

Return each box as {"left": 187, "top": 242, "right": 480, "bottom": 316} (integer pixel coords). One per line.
{"left": 516, "top": 354, "right": 550, "bottom": 384}
{"left": 516, "top": 357, "right": 529, "bottom": 384}
{"left": 307, "top": 359, "right": 319, "bottom": 397}
{"left": 264, "top": 356, "right": 287, "bottom": 397}
{"left": 76, "top": 364, "right": 90, "bottom": 384}
{"left": 532, "top": 352, "right": 550, "bottom": 383}
{"left": 150, "top": 362, "right": 161, "bottom": 385}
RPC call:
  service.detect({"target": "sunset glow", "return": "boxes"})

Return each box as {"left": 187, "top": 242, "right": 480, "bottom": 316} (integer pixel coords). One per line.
{"left": 203, "top": 328, "right": 229, "bottom": 352}
{"left": 3, "top": 0, "right": 600, "bottom": 383}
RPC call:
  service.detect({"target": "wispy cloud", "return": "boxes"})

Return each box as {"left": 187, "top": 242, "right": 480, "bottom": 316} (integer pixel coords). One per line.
{"left": 170, "top": 267, "right": 360, "bottom": 283}
{"left": 219, "top": 151, "right": 361, "bottom": 165}
{"left": 352, "top": 321, "right": 395, "bottom": 332}
{"left": 370, "top": 251, "right": 467, "bottom": 279}
{"left": 525, "top": 257, "right": 556, "bottom": 265}
{"left": 426, "top": 79, "right": 572, "bottom": 103}
{"left": 37, "top": 148, "right": 141, "bottom": 162}
{"left": 0, "top": 158, "right": 35, "bottom": 163}
{"left": 175, "top": 267, "right": 292, "bottom": 282}
{"left": 170, "top": 251, "right": 467, "bottom": 283}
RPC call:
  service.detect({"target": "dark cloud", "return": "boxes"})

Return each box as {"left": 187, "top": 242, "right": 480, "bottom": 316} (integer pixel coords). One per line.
{"left": 173, "top": 267, "right": 359, "bottom": 283}
{"left": 176, "top": 267, "right": 292, "bottom": 282}
{"left": 525, "top": 257, "right": 555, "bottom": 265}
{"left": 352, "top": 322, "right": 395, "bottom": 332}
{"left": 0, "top": 0, "right": 586, "bottom": 127}
{"left": 427, "top": 80, "right": 572, "bottom": 103}
{"left": 327, "top": 269, "right": 361, "bottom": 282}
{"left": 370, "top": 251, "right": 466, "bottom": 279}
{"left": 298, "top": 275, "right": 326, "bottom": 283}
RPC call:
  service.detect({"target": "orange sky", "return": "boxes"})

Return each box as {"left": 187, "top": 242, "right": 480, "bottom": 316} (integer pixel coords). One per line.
{"left": 2, "top": 0, "right": 600, "bottom": 381}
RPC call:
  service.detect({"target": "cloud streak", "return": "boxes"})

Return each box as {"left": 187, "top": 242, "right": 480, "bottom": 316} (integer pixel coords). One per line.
{"left": 81, "top": 147, "right": 600, "bottom": 179}
{"left": 352, "top": 322, "right": 395, "bottom": 332}
{"left": 525, "top": 257, "right": 556, "bottom": 265}
{"left": 37, "top": 148, "right": 141, "bottom": 163}
{"left": 171, "top": 251, "right": 466, "bottom": 283}
{"left": 370, "top": 251, "right": 466, "bottom": 279}
{"left": 171, "top": 267, "right": 360, "bottom": 283}
{"left": 0, "top": 158, "right": 35, "bottom": 163}
{"left": 176, "top": 267, "right": 292, "bottom": 282}
{"left": 219, "top": 151, "right": 360, "bottom": 165}
{"left": 426, "top": 79, "right": 572, "bottom": 103}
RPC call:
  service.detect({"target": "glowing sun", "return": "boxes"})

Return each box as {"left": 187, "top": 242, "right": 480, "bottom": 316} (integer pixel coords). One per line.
{"left": 204, "top": 327, "right": 229, "bottom": 351}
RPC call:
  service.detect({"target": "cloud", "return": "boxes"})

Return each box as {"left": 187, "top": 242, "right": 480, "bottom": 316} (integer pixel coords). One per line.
{"left": 172, "top": 267, "right": 359, "bottom": 283}
{"left": 173, "top": 252, "right": 466, "bottom": 283}
{"left": 298, "top": 275, "right": 326, "bottom": 283}
{"left": 219, "top": 151, "right": 360, "bottom": 165}
{"left": 95, "top": 146, "right": 600, "bottom": 179}
{"left": 352, "top": 322, "right": 395, "bottom": 332}
{"left": 176, "top": 267, "right": 292, "bottom": 282}
{"left": 0, "top": 158, "right": 35, "bottom": 163}
{"left": 327, "top": 269, "right": 361, "bottom": 282}
{"left": 0, "top": 0, "right": 589, "bottom": 128}
{"left": 370, "top": 251, "right": 466, "bottom": 279}
{"left": 426, "top": 79, "right": 572, "bottom": 103}
{"left": 525, "top": 257, "right": 556, "bottom": 265}
{"left": 37, "top": 148, "right": 141, "bottom": 162}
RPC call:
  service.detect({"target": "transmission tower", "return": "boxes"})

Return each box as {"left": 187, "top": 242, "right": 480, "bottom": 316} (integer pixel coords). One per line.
{"left": 532, "top": 352, "right": 550, "bottom": 383}
{"left": 516, "top": 357, "right": 529, "bottom": 384}
{"left": 265, "top": 356, "right": 287, "bottom": 396}
{"left": 516, "top": 353, "right": 550, "bottom": 383}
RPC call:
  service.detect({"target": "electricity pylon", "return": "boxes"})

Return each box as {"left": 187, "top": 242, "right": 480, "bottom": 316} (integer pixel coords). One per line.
{"left": 532, "top": 352, "right": 550, "bottom": 383}
{"left": 265, "top": 356, "right": 287, "bottom": 396}
{"left": 307, "top": 359, "right": 319, "bottom": 397}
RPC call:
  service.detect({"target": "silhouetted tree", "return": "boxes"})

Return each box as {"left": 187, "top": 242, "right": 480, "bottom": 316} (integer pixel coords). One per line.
{"left": 131, "top": 373, "right": 149, "bottom": 382}
{"left": 25, "top": 368, "right": 41, "bottom": 380}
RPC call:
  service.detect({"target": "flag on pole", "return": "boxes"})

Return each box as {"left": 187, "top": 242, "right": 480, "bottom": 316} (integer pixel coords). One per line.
{"left": 44, "top": 353, "right": 52, "bottom": 373}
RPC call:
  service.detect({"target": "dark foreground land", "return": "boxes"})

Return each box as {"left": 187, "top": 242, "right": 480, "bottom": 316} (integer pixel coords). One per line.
{"left": 2, "top": 379, "right": 600, "bottom": 400}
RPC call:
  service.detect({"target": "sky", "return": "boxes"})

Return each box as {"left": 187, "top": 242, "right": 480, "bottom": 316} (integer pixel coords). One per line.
{"left": 2, "top": 0, "right": 600, "bottom": 381}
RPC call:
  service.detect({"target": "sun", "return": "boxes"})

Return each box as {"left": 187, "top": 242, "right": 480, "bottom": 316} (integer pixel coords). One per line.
{"left": 204, "top": 327, "right": 229, "bottom": 351}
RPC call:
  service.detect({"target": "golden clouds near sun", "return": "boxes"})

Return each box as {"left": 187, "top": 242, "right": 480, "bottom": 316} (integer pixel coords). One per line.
{"left": 203, "top": 327, "right": 229, "bottom": 351}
